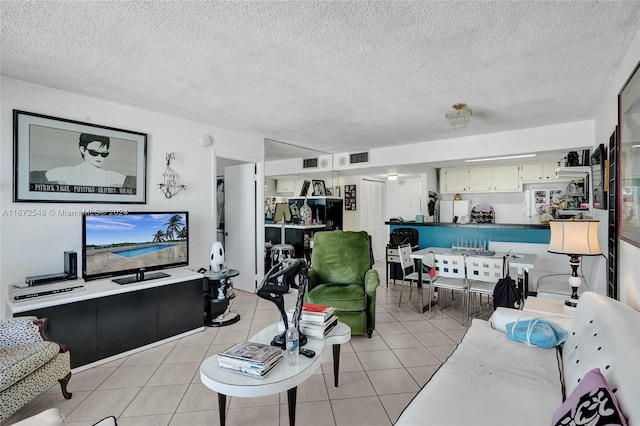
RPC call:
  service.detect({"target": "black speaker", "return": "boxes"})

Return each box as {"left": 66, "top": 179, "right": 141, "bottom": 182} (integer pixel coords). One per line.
{"left": 64, "top": 251, "right": 77, "bottom": 280}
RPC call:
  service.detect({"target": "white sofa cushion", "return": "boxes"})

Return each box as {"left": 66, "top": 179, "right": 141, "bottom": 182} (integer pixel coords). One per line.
{"left": 562, "top": 291, "right": 640, "bottom": 425}
{"left": 396, "top": 319, "right": 563, "bottom": 425}
{"left": 12, "top": 408, "right": 64, "bottom": 426}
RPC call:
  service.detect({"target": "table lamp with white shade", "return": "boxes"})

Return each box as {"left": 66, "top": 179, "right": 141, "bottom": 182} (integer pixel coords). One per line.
{"left": 547, "top": 219, "right": 602, "bottom": 309}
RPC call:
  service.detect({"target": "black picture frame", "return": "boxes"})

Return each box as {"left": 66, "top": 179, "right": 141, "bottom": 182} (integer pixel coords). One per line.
{"left": 618, "top": 61, "right": 640, "bottom": 248}
{"left": 13, "top": 110, "right": 147, "bottom": 203}
{"left": 590, "top": 143, "right": 607, "bottom": 210}
{"left": 289, "top": 203, "right": 300, "bottom": 221}
{"left": 311, "top": 179, "right": 326, "bottom": 196}
{"left": 300, "top": 180, "right": 311, "bottom": 197}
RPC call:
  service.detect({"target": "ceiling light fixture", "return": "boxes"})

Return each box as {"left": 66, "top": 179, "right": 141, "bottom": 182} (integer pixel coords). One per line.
{"left": 465, "top": 154, "right": 537, "bottom": 163}
{"left": 387, "top": 174, "right": 398, "bottom": 181}
{"left": 445, "top": 103, "right": 472, "bottom": 131}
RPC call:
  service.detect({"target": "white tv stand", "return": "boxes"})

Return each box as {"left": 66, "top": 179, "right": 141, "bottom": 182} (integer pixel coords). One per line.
{"left": 7, "top": 268, "right": 204, "bottom": 370}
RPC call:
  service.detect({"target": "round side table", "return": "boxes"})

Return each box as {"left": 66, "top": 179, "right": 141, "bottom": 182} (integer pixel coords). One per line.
{"left": 203, "top": 269, "right": 241, "bottom": 327}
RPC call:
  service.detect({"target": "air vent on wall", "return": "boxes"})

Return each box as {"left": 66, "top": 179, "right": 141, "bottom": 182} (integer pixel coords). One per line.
{"left": 303, "top": 158, "right": 318, "bottom": 168}
{"left": 350, "top": 152, "right": 369, "bottom": 164}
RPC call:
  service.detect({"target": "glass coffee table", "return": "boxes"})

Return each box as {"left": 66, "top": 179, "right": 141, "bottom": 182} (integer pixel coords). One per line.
{"left": 200, "top": 321, "right": 351, "bottom": 426}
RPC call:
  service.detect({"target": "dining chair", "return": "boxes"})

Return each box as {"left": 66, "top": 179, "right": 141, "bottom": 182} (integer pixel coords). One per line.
{"left": 430, "top": 253, "right": 467, "bottom": 324}
{"left": 466, "top": 255, "right": 505, "bottom": 322}
{"left": 397, "top": 245, "right": 434, "bottom": 310}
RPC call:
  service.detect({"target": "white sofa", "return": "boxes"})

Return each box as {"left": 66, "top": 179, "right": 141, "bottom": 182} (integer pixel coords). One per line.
{"left": 396, "top": 291, "right": 639, "bottom": 425}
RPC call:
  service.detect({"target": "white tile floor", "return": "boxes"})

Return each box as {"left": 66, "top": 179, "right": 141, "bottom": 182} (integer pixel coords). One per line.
{"left": 5, "top": 261, "right": 493, "bottom": 426}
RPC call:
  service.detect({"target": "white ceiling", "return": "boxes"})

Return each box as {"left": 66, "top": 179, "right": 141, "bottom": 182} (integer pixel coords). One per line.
{"left": 2, "top": 1, "right": 640, "bottom": 169}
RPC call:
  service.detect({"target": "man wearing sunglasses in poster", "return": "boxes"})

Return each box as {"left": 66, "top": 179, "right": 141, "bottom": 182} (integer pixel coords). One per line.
{"left": 43, "top": 133, "right": 134, "bottom": 190}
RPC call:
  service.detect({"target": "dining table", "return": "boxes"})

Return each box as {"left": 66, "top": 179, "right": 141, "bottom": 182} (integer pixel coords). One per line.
{"left": 409, "top": 247, "right": 537, "bottom": 313}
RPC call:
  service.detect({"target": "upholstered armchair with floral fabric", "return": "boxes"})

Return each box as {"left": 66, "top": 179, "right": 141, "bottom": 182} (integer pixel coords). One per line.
{"left": 0, "top": 316, "right": 72, "bottom": 421}
{"left": 305, "top": 231, "right": 380, "bottom": 337}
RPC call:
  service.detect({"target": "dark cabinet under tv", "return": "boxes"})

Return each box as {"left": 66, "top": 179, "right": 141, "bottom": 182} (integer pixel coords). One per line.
{"left": 9, "top": 269, "right": 203, "bottom": 369}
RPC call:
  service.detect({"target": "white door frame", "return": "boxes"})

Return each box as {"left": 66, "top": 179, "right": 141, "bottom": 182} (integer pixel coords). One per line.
{"left": 360, "top": 178, "right": 387, "bottom": 262}
{"left": 212, "top": 151, "right": 265, "bottom": 291}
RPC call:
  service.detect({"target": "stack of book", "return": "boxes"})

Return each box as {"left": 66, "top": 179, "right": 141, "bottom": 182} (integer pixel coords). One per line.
{"left": 217, "top": 341, "right": 284, "bottom": 379}
{"left": 285, "top": 302, "right": 338, "bottom": 339}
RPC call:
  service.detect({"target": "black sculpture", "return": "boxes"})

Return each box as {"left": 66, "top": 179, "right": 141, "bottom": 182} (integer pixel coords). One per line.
{"left": 256, "top": 258, "right": 308, "bottom": 347}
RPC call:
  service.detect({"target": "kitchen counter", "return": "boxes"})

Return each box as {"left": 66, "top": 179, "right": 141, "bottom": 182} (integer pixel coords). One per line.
{"left": 385, "top": 221, "right": 549, "bottom": 229}
{"left": 385, "top": 221, "right": 551, "bottom": 249}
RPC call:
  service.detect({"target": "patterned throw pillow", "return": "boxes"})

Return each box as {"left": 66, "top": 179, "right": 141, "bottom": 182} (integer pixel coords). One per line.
{"left": 552, "top": 368, "right": 627, "bottom": 426}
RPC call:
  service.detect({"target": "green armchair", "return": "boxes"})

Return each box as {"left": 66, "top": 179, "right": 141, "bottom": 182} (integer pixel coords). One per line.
{"left": 305, "top": 231, "right": 380, "bottom": 337}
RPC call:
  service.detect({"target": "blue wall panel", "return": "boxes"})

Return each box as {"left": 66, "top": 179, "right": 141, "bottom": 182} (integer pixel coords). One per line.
{"left": 389, "top": 224, "right": 550, "bottom": 249}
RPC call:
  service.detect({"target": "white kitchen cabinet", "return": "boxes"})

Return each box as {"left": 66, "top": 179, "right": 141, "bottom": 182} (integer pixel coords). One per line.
{"left": 276, "top": 179, "right": 296, "bottom": 193}
{"left": 493, "top": 165, "right": 521, "bottom": 191}
{"left": 441, "top": 165, "right": 521, "bottom": 194}
{"left": 520, "top": 163, "right": 544, "bottom": 182}
{"left": 468, "top": 167, "right": 493, "bottom": 192}
{"left": 441, "top": 168, "right": 469, "bottom": 193}
{"left": 542, "top": 162, "right": 559, "bottom": 180}
{"left": 521, "top": 162, "right": 561, "bottom": 182}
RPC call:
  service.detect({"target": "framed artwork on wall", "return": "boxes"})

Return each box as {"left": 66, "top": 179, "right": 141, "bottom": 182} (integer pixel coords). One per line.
{"left": 618, "top": 61, "right": 640, "bottom": 248}
{"left": 590, "top": 143, "right": 607, "bottom": 210}
{"left": 344, "top": 184, "right": 357, "bottom": 210}
{"left": 13, "top": 110, "right": 147, "bottom": 203}
{"left": 217, "top": 178, "right": 225, "bottom": 229}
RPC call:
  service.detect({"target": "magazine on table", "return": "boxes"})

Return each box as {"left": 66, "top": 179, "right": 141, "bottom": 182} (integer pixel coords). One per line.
{"left": 302, "top": 317, "right": 338, "bottom": 338}
{"left": 286, "top": 310, "right": 337, "bottom": 326}
{"left": 279, "top": 315, "right": 338, "bottom": 339}
{"left": 217, "top": 341, "right": 283, "bottom": 366}
{"left": 218, "top": 350, "right": 283, "bottom": 370}
{"left": 219, "top": 356, "right": 284, "bottom": 379}
{"left": 287, "top": 302, "right": 336, "bottom": 324}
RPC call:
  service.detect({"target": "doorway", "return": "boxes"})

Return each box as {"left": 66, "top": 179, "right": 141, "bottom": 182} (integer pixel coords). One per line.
{"left": 360, "top": 179, "right": 387, "bottom": 262}
{"left": 215, "top": 155, "right": 263, "bottom": 293}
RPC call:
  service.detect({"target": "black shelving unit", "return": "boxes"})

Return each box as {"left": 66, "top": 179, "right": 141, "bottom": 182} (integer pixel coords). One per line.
{"left": 288, "top": 197, "right": 343, "bottom": 230}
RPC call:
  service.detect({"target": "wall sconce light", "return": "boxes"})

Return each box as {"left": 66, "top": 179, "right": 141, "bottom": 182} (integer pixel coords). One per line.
{"left": 158, "top": 152, "right": 187, "bottom": 198}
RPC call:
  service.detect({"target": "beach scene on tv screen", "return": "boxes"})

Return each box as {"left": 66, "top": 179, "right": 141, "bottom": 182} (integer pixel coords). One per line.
{"left": 85, "top": 213, "right": 187, "bottom": 276}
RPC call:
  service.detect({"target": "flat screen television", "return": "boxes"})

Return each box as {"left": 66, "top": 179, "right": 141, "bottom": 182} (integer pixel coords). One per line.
{"left": 82, "top": 211, "right": 189, "bottom": 284}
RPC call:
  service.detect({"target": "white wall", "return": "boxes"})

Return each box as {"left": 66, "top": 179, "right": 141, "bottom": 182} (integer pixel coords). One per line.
{"left": 387, "top": 178, "right": 421, "bottom": 220}
{"left": 0, "top": 77, "right": 264, "bottom": 318}
{"left": 593, "top": 24, "right": 640, "bottom": 308}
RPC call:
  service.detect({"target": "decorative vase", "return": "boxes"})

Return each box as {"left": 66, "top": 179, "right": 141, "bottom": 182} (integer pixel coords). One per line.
{"left": 300, "top": 199, "right": 312, "bottom": 225}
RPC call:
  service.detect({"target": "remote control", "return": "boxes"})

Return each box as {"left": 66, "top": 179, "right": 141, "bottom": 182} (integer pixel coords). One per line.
{"left": 299, "top": 348, "right": 315, "bottom": 358}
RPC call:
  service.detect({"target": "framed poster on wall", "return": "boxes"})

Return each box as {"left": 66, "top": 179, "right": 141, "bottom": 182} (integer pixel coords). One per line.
{"left": 618, "top": 61, "right": 640, "bottom": 248}
{"left": 13, "top": 110, "right": 147, "bottom": 203}
{"left": 344, "top": 184, "right": 356, "bottom": 211}
{"left": 590, "top": 143, "right": 607, "bottom": 210}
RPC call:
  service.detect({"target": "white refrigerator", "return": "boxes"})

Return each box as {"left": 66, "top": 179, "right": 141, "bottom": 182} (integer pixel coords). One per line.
{"left": 439, "top": 200, "right": 471, "bottom": 223}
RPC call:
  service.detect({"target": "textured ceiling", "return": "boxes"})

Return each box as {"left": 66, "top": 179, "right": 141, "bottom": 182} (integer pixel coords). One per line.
{"left": 2, "top": 1, "right": 640, "bottom": 160}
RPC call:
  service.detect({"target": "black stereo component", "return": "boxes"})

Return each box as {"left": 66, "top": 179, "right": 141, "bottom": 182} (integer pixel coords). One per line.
{"left": 64, "top": 251, "right": 78, "bottom": 280}
{"left": 25, "top": 272, "right": 69, "bottom": 286}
